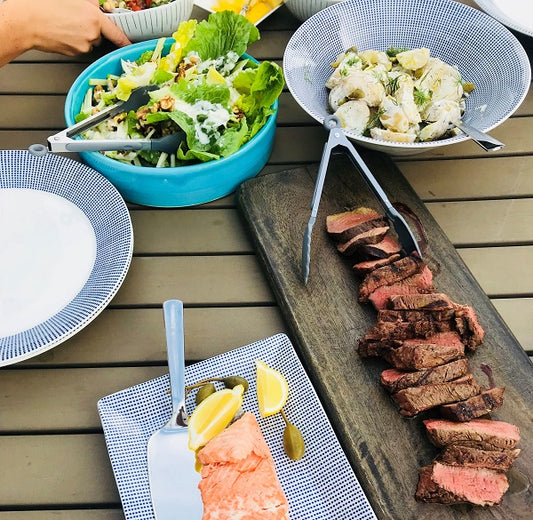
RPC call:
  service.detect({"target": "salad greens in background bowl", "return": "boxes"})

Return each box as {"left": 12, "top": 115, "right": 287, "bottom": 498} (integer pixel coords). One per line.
{"left": 64, "top": 11, "right": 284, "bottom": 207}
{"left": 104, "top": 0, "right": 194, "bottom": 42}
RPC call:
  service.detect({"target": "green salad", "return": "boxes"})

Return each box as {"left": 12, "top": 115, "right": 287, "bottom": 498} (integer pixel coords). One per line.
{"left": 76, "top": 11, "right": 284, "bottom": 167}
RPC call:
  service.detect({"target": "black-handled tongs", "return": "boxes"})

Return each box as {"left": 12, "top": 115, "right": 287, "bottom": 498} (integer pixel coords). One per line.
{"left": 302, "top": 115, "right": 422, "bottom": 284}
{"left": 29, "top": 85, "right": 184, "bottom": 156}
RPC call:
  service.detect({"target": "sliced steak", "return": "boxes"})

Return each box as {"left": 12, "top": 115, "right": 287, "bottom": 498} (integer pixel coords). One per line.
{"left": 326, "top": 208, "right": 386, "bottom": 242}
{"left": 359, "top": 235, "right": 402, "bottom": 259}
{"left": 367, "top": 267, "right": 435, "bottom": 310}
{"left": 392, "top": 374, "right": 482, "bottom": 416}
{"left": 353, "top": 254, "right": 401, "bottom": 276}
{"left": 358, "top": 331, "right": 464, "bottom": 363}
{"left": 336, "top": 226, "right": 390, "bottom": 256}
{"left": 424, "top": 419, "right": 521, "bottom": 450}
{"left": 386, "top": 293, "right": 453, "bottom": 311}
{"left": 453, "top": 303, "right": 485, "bottom": 351}
{"left": 439, "top": 387, "right": 505, "bottom": 422}
{"left": 437, "top": 445, "right": 520, "bottom": 472}
{"left": 380, "top": 358, "right": 469, "bottom": 393}
{"left": 363, "top": 316, "right": 455, "bottom": 342}
{"left": 359, "top": 255, "right": 428, "bottom": 302}
{"left": 377, "top": 308, "right": 455, "bottom": 323}
{"left": 415, "top": 462, "right": 509, "bottom": 506}
{"left": 387, "top": 341, "right": 465, "bottom": 370}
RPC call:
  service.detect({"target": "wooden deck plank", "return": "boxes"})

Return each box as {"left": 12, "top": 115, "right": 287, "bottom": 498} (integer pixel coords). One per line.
{"left": 21, "top": 306, "right": 287, "bottom": 366}
{"left": 0, "top": 511, "right": 124, "bottom": 520}
{"left": 0, "top": 367, "right": 167, "bottom": 432}
{"left": 112, "top": 256, "right": 274, "bottom": 306}
{"left": 492, "top": 298, "right": 533, "bottom": 352}
{"left": 0, "top": 434, "right": 119, "bottom": 506}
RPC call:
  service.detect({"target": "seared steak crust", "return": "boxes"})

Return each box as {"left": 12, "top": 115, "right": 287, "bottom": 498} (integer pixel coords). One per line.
{"left": 353, "top": 254, "right": 401, "bottom": 275}
{"left": 392, "top": 374, "right": 482, "bottom": 416}
{"left": 437, "top": 445, "right": 520, "bottom": 472}
{"left": 424, "top": 419, "right": 521, "bottom": 450}
{"left": 336, "top": 226, "right": 390, "bottom": 256}
{"left": 387, "top": 342, "right": 465, "bottom": 370}
{"left": 439, "top": 387, "right": 505, "bottom": 422}
{"left": 380, "top": 359, "right": 470, "bottom": 393}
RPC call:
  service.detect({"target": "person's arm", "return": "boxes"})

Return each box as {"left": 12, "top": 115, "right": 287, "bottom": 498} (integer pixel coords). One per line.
{"left": 0, "top": 0, "right": 130, "bottom": 67}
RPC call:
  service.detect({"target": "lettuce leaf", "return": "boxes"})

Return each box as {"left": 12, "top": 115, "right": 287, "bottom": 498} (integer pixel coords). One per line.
{"left": 183, "top": 10, "right": 259, "bottom": 61}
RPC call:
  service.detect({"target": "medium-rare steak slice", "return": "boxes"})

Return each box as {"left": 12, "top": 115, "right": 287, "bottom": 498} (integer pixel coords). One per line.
{"left": 386, "top": 293, "right": 453, "bottom": 311}
{"left": 359, "top": 255, "right": 427, "bottom": 302}
{"left": 377, "top": 308, "right": 455, "bottom": 323}
{"left": 436, "top": 445, "right": 520, "bottom": 472}
{"left": 392, "top": 374, "right": 482, "bottom": 416}
{"left": 415, "top": 462, "right": 509, "bottom": 506}
{"left": 380, "top": 358, "right": 469, "bottom": 393}
{"left": 326, "top": 208, "right": 386, "bottom": 242}
{"left": 439, "top": 387, "right": 505, "bottom": 422}
{"left": 363, "top": 317, "right": 455, "bottom": 342}
{"left": 424, "top": 419, "right": 521, "bottom": 450}
{"left": 359, "top": 235, "right": 402, "bottom": 259}
{"left": 368, "top": 267, "right": 435, "bottom": 310}
{"left": 336, "top": 226, "right": 390, "bottom": 256}
{"left": 387, "top": 341, "right": 465, "bottom": 370}
{"left": 453, "top": 303, "right": 485, "bottom": 351}
{"left": 353, "top": 254, "right": 401, "bottom": 276}
{"left": 358, "top": 331, "right": 464, "bottom": 363}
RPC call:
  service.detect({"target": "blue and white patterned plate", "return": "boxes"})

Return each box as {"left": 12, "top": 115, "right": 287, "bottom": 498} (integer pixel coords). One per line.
{"left": 0, "top": 151, "right": 133, "bottom": 366}
{"left": 98, "top": 333, "right": 377, "bottom": 520}
{"left": 474, "top": 0, "right": 533, "bottom": 38}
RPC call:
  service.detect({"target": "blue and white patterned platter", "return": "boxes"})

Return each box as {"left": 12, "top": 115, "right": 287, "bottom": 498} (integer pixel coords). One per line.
{"left": 0, "top": 151, "right": 133, "bottom": 366}
{"left": 98, "top": 333, "right": 377, "bottom": 520}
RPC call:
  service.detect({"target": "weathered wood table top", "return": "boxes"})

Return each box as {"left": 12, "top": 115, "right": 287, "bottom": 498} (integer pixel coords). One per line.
{"left": 0, "top": 2, "right": 531, "bottom": 519}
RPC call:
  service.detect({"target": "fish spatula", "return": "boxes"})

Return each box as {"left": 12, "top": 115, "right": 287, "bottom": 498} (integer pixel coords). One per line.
{"left": 147, "top": 299, "right": 203, "bottom": 519}
{"left": 302, "top": 115, "right": 421, "bottom": 284}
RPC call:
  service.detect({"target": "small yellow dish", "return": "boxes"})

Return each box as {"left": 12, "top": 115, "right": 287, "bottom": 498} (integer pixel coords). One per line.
{"left": 195, "top": 0, "right": 284, "bottom": 25}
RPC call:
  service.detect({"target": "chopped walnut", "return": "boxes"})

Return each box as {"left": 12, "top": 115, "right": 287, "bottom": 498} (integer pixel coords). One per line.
{"left": 159, "top": 95, "right": 175, "bottom": 111}
{"left": 232, "top": 107, "right": 245, "bottom": 121}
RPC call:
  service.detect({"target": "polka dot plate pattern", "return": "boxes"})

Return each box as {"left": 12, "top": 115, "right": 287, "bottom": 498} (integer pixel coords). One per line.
{"left": 98, "top": 333, "right": 377, "bottom": 520}
{"left": 0, "top": 151, "right": 133, "bottom": 366}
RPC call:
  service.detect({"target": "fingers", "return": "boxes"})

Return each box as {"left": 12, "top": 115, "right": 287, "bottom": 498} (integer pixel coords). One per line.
{"left": 99, "top": 11, "right": 131, "bottom": 47}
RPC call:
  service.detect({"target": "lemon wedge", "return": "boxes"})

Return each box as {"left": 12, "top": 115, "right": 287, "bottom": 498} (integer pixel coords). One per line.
{"left": 188, "top": 384, "right": 244, "bottom": 451}
{"left": 206, "top": 67, "right": 226, "bottom": 85}
{"left": 255, "top": 360, "right": 289, "bottom": 417}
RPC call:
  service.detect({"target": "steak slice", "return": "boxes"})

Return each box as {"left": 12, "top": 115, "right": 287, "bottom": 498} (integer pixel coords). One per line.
{"left": 453, "top": 303, "right": 485, "bottom": 351}
{"left": 424, "top": 419, "right": 521, "bottom": 450}
{"left": 387, "top": 341, "right": 465, "bottom": 370}
{"left": 386, "top": 293, "right": 453, "bottom": 311}
{"left": 380, "top": 358, "right": 469, "bottom": 393}
{"left": 359, "top": 255, "right": 427, "bottom": 302}
{"left": 437, "top": 445, "right": 520, "bottom": 472}
{"left": 392, "top": 374, "right": 482, "bottom": 416}
{"left": 377, "top": 308, "right": 455, "bottom": 323}
{"left": 415, "top": 462, "right": 509, "bottom": 506}
{"left": 439, "top": 387, "right": 505, "bottom": 422}
{"left": 363, "top": 316, "right": 455, "bottom": 342}
{"left": 336, "top": 226, "right": 390, "bottom": 256}
{"left": 358, "top": 235, "right": 402, "bottom": 259}
{"left": 368, "top": 267, "right": 435, "bottom": 310}
{"left": 326, "top": 208, "right": 386, "bottom": 242}
{"left": 353, "top": 254, "right": 401, "bottom": 276}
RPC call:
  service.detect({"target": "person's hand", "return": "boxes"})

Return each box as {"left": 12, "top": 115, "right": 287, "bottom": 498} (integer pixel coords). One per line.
{"left": 3, "top": 0, "right": 130, "bottom": 58}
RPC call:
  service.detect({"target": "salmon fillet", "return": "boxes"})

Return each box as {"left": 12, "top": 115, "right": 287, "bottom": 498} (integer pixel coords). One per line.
{"left": 197, "top": 412, "right": 290, "bottom": 520}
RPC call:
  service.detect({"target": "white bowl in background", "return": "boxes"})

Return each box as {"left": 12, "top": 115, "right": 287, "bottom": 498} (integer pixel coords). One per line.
{"left": 283, "top": 0, "right": 531, "bottom": 155}
{"left": 106, "top": 0, "right": 194, "bottom": 42}
{"left": 284, "top": 0, "right": 342, "bottom": 22}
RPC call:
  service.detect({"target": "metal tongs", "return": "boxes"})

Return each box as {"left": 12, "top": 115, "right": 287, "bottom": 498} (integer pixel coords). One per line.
{"left": 302, "top": 115, "right": 422, "bottom": 284}
{"left": 29, "top": 85, "right": 184, "bottom": 156}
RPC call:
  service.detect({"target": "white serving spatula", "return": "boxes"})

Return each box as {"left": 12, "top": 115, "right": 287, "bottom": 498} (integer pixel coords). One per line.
{"left": 147, "top": 299, "right": 203, "bottom": 519}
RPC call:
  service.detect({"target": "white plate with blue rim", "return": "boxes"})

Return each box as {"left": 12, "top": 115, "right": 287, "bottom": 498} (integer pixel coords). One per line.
{"left": 474, "top": 0, "right": 533, "bottom": 38}
{"left": 98, "top": 333, "right": 377, "bottom": 520}
{"left": 0, "top": 150, "right": 133, "bottom": 366}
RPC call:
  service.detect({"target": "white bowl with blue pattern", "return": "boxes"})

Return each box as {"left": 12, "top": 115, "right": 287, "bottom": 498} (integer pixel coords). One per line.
{"left": 283, "top": 0, "right": 531, "bottom": 155}
{"left": 284, "top": 0, "right": 342, "bottom": 22}
{"left": 106, "top": 0, "right": 194, "bottom": 42}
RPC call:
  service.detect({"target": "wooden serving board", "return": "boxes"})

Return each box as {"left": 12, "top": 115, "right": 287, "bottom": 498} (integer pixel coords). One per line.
{"left": 237, "top": 152, "right": 532, "bottom": 520}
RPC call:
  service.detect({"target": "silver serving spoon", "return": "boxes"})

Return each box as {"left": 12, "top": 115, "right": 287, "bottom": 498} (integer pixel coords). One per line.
{"left": 454, "top": 120, "right": 504, "bottom": 152}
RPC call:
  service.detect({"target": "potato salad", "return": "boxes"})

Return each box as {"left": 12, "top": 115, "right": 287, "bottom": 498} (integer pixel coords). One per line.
{"left": 326, "top": 47, "right": 474, "bottom": 143}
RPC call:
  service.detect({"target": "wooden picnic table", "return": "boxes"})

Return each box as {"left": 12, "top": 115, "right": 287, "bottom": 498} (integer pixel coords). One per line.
{"left": 0, "top": 2, "right": 531, "bottom": 519}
